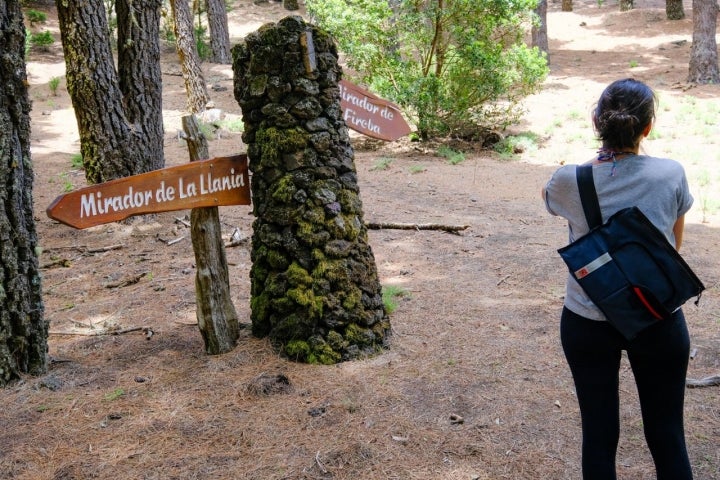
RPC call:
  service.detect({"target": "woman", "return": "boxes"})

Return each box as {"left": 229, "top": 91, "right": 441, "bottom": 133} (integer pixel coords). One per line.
{"left": 542, "top": 78, "right": 694, "bottom": 480}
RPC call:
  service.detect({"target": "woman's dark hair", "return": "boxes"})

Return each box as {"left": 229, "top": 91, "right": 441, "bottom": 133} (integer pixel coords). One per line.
{"left": 593, "top": 78, "right": 657, "bottom": 150}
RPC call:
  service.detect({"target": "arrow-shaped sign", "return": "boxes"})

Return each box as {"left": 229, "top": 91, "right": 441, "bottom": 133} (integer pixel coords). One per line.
{"left": 47, "top": 154, "right": 250, "bottom": 229}
{"left": 339, "top": 79, "right": 411, "bottom": 141}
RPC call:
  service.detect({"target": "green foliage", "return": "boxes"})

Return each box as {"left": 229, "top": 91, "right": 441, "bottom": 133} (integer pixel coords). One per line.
{"left": 26, "top": 9, "right": 47, "bottom": 26}
{"left": 104, "top": 388, "right": 124, "bottom": 401}
{"left": 70, "top": 153, "right": 83, "bottom": 169}
{"left": 29, "top": 30, "right": 54, "bottom": 50}
{"left": 306, "top": 0, "right": 548, "bottom": 139}
{"left": 494, "top": 131, "right": 539, "bottom": 159}
{"left": 25, "top": 30, "right": 32, "bottom": 58}
{"left": 217, "top": 117, "right": 244, "bottom": 133}
{"left": 48, "top": 76, "right": 61, "bottom": 96}
{"left": 194, "top": 18, "right": 211, "bottom": 60}
{"left": 103, "top": 0, "right": 117, "bottom": 45}
{"left": 437, "top": 145, "right": 465, "bottom": 165}
{"left": 382, "top": 285, "right": 409, "bottom": 314}
{"left": 370, "top": 157, "right": 393, "bottom": 171}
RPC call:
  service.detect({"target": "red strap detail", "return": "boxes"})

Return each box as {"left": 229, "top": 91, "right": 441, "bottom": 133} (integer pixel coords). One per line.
{"left": 632, "top": 287, "right": 663, "bottom": 320}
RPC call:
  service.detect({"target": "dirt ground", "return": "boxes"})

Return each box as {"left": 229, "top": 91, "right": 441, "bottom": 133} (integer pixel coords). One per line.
{"left": 2, "top": 0, "right": 719, "bottom": 479}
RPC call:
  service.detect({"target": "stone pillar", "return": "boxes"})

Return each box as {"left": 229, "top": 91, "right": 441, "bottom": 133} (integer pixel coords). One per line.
{"left": 232, "top": 16, "right": 390, "bottom": 364}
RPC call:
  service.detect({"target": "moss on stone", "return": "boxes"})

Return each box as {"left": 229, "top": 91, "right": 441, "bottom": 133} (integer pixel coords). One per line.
{"left": 313, "top": 257, "right": 349, "bottom": 284}
{"left": 286, "top": 261, "right": 312, "bottom": 286}
{"left": 310, "top": 343, "right": 341, "bottom": 365}
{"left": 341, "top": 286, "right": 362, "bottom": 311}
{"left": 271, "top": 174, "right": 297, "bottom": 204}
{"left": 265, "top": 248, "right": 290, "bottom": 270}
{"left": 326, "top": 330, "right": 346, "bottom": 351}
{"left": 307, "top": 335, "right": 341, "bottom": 365}
{"left": 287, "top": 286, "right": 323, "bottom": 319}
{"left": 285, "top": 339, "right": 310, "bottom": 360}
{"left": 297, "top": 219, "right": 331, "bottom": 246}
{"left": 337, "top": 189, "right": 362, "bottom": 214}
{"left": 345, "top": 323, "right": 375, "bottom": 347}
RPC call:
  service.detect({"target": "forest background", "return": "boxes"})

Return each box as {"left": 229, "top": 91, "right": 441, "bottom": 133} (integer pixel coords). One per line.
{"left": 1, "top": 0, "right": 719, "bottom": 479}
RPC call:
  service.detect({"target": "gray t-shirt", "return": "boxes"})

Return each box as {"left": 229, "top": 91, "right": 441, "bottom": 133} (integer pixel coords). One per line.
{"left": 544, "top": 155, "right": 694, "bottom": 320}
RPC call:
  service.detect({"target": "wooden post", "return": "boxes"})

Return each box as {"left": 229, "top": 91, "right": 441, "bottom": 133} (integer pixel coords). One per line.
{"left": 182, "top": 115, "right": 240, "bottom": 354}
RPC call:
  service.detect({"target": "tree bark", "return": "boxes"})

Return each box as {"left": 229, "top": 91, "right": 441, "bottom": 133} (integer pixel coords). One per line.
{"left": 688, "top": 0, "right": 720, "bottom": 84}
{"left": 532, "top": 0, "right": 549, "bottom": 63}
{"left": 182, "top": 116, "right": 239, "bottom": 355}
{"left": 170, "top": 0, "right": 211, "bottom": 113}
{"left": 0, "top": 0, "right": 47, "bottom": 386}
{"left": 666, "top": 0, "right": 685, "bottom": 19}
{"left": 205, "top": 0, "right": 231, "bottom": 63}
{"left": 561, "top": 0, "right": 572, "bottom": 12}
{"left": 619, "top": 0, "right": 634, "bottom": 11}
{"left": 56, "top": 0, "right": 135, "bottom": 183}
{"left": 117, "top": 0, "right": 165, "bottom": 171}
{"left": 56, "top": 0, "right": 157, "bottom": 183}
{"left": 283, "top": 0, "right": 299, "bottom": 10}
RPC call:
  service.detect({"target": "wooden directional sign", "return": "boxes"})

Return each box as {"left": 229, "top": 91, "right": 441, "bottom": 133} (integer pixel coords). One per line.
{"left": 339, "top": 79, "right": 412, "bottom": 141}
{"left": 47, "top": 154, "right": 250, "bottom": 229}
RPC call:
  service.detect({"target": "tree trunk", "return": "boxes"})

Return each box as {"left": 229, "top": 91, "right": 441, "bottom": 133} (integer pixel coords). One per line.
{"left": 666, "top": 0, "right": 685, "bottom": 19}
{"left": 232, "top": 17, "right": 390, "bottom": 364}
{"left": 0, "top": 0, "right": 47, "bottom": 386}
{"left": 561, "top": 0, "right": 572, "bottom": 12}
{"left": 182, "top": 116, "right": 240, "bottom": 354}
{"left": 116, "top": 0, "right": 165, "bottom": 172}
{"left": 619, "top": 0, "right": 634, "bottom": 11}
{"left": 283, "top": 0, "right": 299, "bottom": 10}
{"left": 688, "top": 0, "right": 720, "bottom": 84}
{"left": 170, "top": 0, "right": 210, "bottom": 113}
{"left": 532, "top": 0, "right": 549, "bottom": 63}
{"left": 205, "top": 0, "right": 231, "bottom": 64}
{"left": 56, "top": 0, "right": 155, "bottom": 184}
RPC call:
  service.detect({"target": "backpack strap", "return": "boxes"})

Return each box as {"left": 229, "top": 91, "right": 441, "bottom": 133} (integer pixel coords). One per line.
{"left": 576, "top": 164, "right": 603, "bottom": 229}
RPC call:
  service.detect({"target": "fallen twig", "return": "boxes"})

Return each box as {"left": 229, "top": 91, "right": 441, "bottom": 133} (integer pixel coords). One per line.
{"left": 49, "top": 326, "right": 145, "bottom": 337}
{"left": 41, "top": 258, "right": 71, "bottom": 269}
{"left": 166, "top": 236, "right": 186, "bottom": 246}
{"left": 315, "top": 451, "right": 328, "bottom": 474}
{"left": 86, "top": 244, "right": 124, "bottom": 254}
{"left": 105, "top": 272, "right": 149, "bottom": 288}
{"left": 686, "top": 375, "right": 720, "bottom": 388}
{"left": 365, "top": 222, "right": 469, "bottom": 233}
{"left": 175, "top": 217, "right": 191, "bottom": 228}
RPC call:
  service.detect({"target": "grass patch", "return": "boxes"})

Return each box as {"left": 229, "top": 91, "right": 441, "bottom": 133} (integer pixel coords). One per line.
{"left": 382, "top": 285, "right": 409, "bottom": 314}
{"left": 370, "top": 157, "right": 393, "bottom": 171}
{"left": 104, "top": 388, "right": 125, "bottom": 401}
{"left": 408, "top": 164, "right": 426, "bottom": 174}
{"left": 494, "top": 132, "right": 540, "bottom": 160}
{"left": 29, "top": 30, "right": 54, "bottom": 51}
{"left": 70, "top": 153, "right": 83, "bottom": 169}
{"left": 217, "top": 117, "right": 244, "bottom": 133}
{"left": 437, "top": 146, "right": 465, "bottom": 165}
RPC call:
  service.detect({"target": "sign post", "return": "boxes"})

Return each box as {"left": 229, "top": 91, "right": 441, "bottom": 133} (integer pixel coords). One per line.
{"left": 338, "top": 79, "right": 411, "bottom": 141}
{"left": 46, "top": 154, "right": 250, "bottom": 229}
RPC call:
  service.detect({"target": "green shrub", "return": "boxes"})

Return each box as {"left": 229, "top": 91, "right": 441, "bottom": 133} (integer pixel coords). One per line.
{"left": 195, "top": 25, "right": 211, "bottom": 60}
{"left": 30, "top": 30, "right": 54, "bottom": 50}
{"left": 26, "top": 9, "right": 47, "bottom": 26}
{"left": 306, "top": 0, "right": 548, "bottom": 140}
{"left": 48, "top": 76, "right": 61, "bottom": 96}
{"left": 437, "top": 145, "right": 465, "bottom": 165}
{"left": 70, "top": 153, "right": 83, "bottom": 169}
{"left": 382, "top": 285, "right": 409, "bottom": 314}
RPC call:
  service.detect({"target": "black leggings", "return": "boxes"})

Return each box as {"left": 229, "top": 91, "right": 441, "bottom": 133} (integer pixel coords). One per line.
{"left": 561, "top": 307, "right": 693, "bottom": 480}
